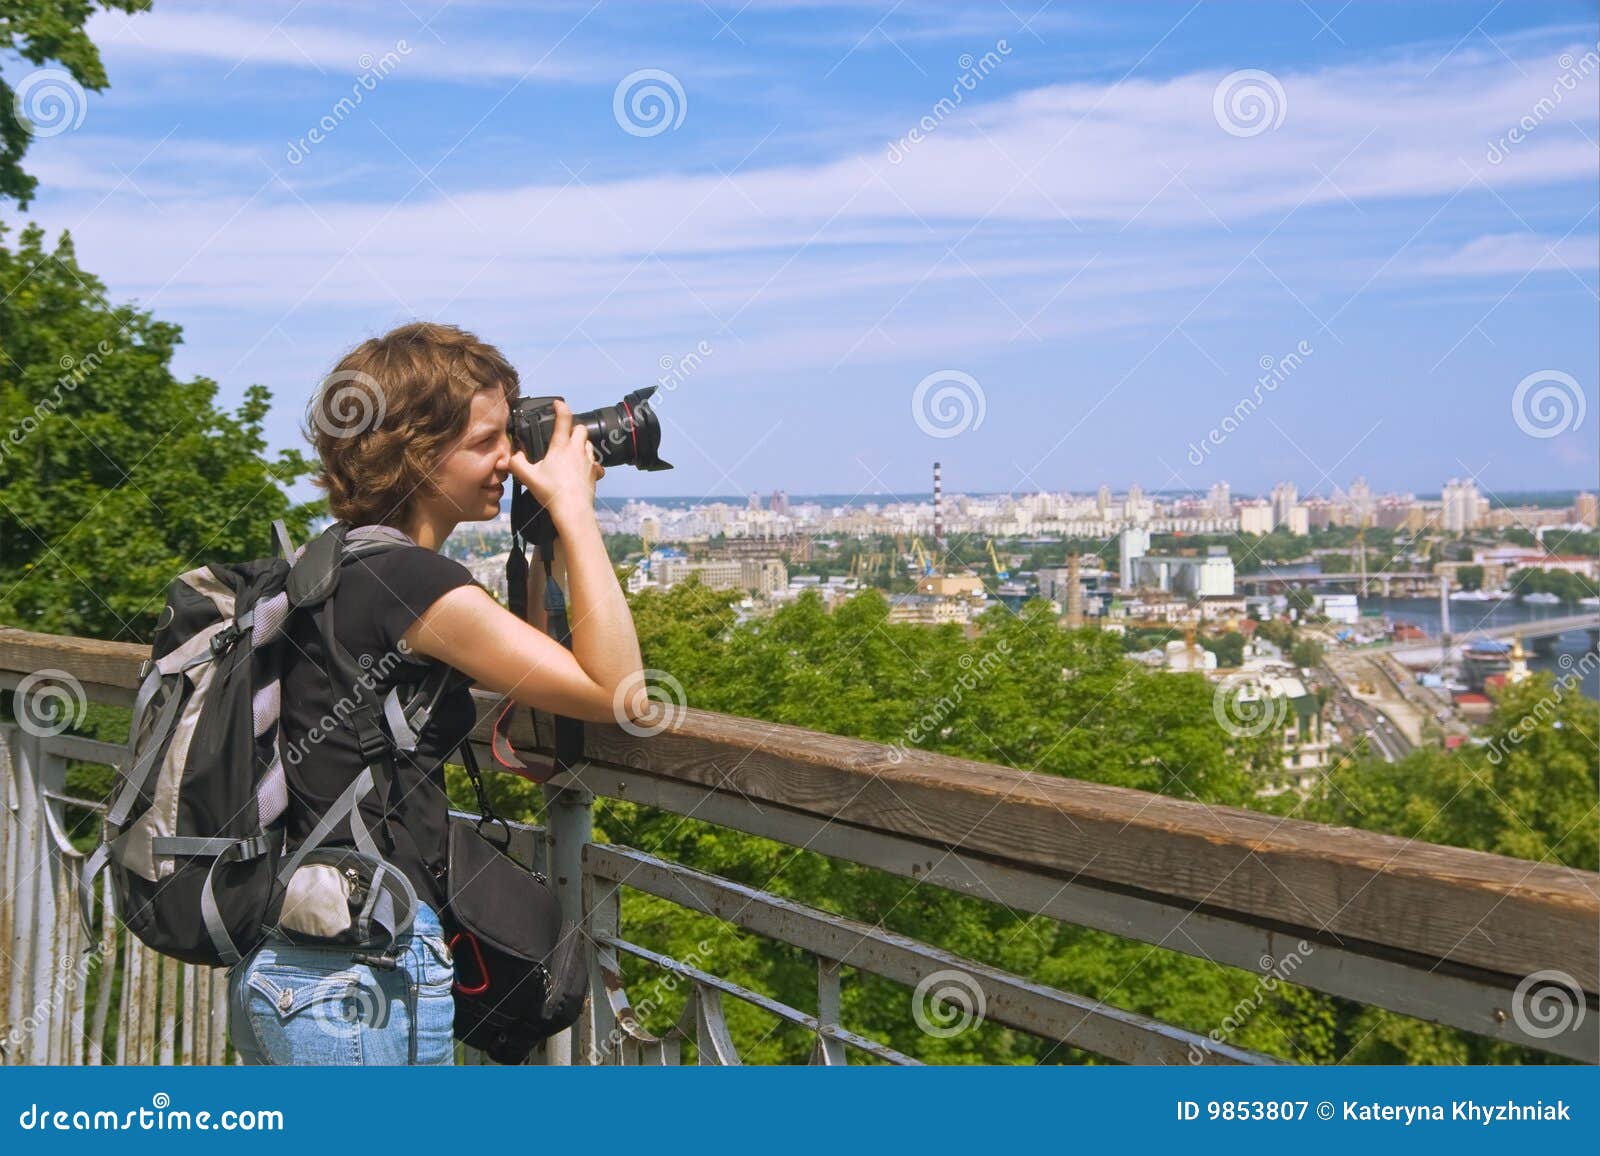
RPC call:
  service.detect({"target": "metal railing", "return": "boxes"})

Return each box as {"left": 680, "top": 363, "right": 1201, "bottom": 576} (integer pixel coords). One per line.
{"left": 2, "top": 624, "right": 1595, "bottom": 1065}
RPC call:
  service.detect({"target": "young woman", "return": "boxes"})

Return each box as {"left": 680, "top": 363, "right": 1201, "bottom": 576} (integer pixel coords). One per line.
{"left": 226, "top": 321, "right": 647, "bottom": 1065}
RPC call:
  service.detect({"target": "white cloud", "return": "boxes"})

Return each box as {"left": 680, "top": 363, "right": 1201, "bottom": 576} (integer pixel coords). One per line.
{"left": 23, "top": 33, "right": 1599, "bottom": 390}
{"left": 87, "top": 5, "right": 598, "bottom": 84}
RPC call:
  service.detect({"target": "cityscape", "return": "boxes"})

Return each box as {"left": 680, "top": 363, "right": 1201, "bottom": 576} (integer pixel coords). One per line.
{"left": 418, "top": 468, "right": 1600, "bottom": 799}
{"left": 1, "top": 0, "right": 1595, "bottom": 1084}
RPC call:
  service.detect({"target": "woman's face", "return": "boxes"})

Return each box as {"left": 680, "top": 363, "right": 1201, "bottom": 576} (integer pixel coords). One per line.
{"left": 426, "top": 389, "right": 513, "bottom": 524}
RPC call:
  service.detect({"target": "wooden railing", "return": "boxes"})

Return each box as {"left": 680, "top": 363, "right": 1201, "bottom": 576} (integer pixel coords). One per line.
{"left": 2, "top": 624, "right": 1596, "bottom": 1065}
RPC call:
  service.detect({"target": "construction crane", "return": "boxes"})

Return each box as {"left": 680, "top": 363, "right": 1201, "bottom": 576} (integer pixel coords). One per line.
{"left": 910, "top": 537, "right": 935, "bottom": 577}
{"left": 986, "top": 539, "right": 1009, "bottom": 581}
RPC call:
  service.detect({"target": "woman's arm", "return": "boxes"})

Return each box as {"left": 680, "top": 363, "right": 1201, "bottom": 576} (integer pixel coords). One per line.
{"left": 402, "top": 397, "right": 649, "bottom": 725}
{"left": 401, "top": 553, "right": 644, "bottom": 725}
{"left": 549, "top": 505, "right": 643, "bottom": 698}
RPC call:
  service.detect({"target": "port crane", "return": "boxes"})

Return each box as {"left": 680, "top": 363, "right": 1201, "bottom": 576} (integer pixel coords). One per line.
{"left": 986, "top": 539, "right": 1009, "bottom": 581}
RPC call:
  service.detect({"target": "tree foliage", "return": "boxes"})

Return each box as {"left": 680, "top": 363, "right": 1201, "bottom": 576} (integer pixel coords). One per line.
{"left": 0, "top": 222, "right": 323, "bottom": 640}
{"left": 1, "top": 1, "right": 150, "bottom": 207}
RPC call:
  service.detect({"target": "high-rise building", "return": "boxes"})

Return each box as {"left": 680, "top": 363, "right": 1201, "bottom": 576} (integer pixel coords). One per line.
{"left": 1346, "top": 476, "right": 1374, "bottom": 525}
{"left": 1238, "top": 501, "right": 1273, "bottom": 535}
{"left": 1119, "top": 527, "right": 1150, "bottom": 588}
{"left": 1208, "top": 481, "right": 1231, "bottom": 518}
{"left": 1572, "top": 492, "right": 1597, "bottom": 528}
{"left": 1097, "top": 484, "right": 1112, "bottom": 516}
{"left": 1441, "top": 478, "right": 1480, "bottom": 533}
{"left": 1270, "top": 482, "right": 1298, "bottom": 529}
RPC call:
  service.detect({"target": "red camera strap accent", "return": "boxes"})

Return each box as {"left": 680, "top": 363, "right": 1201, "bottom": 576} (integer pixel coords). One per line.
{"left": 489, "top": 697, "right": 558, "bottom": 783}
{"left": 449, "top": 931, "right": 491, "bottom": 995}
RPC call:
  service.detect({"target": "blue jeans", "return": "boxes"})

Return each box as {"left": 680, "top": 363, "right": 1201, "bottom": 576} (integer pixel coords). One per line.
{"left": 226, "top": 899, "right": 456, "bottom": 1065}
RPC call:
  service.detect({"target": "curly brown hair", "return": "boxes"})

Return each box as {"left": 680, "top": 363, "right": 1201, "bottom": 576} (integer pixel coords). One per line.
{"left": 305, "top": 322, "right": 519, "bottom": 528}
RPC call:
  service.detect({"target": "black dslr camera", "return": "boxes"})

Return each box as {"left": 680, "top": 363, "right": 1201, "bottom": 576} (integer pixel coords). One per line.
{"left": 499, "top": 387, "right": 673, "bottom": 781}
{"left": 507, "top": 385, "right": 672, "bottom": 474}
{"left": 505, "top": 386, "right": 672, "bottom": 551}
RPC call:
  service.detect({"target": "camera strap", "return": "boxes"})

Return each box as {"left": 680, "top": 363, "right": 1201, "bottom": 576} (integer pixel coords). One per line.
{"left": 489, "top": 525, "right": 585, "bottom": 783}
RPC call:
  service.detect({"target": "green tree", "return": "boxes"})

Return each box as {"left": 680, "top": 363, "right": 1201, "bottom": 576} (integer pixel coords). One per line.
{"left": 0, "top": 222, "right": 322, "bottom": 641}
{"left": 1, "top": 1, "right": 150, "bottom": 207}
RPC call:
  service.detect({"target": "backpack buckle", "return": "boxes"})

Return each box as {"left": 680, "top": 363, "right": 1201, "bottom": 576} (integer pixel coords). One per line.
{"left": 353, "top": 716, "right": 393, "bottom": 763}
{"left": 209, "top": 623, "right": 240, "bottom": 656}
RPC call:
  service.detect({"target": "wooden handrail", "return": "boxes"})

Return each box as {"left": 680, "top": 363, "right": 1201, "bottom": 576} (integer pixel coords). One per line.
{"left": 4, "top": 623, "right": 1596, "bottom": 997}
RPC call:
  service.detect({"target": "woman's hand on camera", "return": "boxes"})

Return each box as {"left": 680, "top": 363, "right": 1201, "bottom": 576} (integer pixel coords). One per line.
{"left": 508, "top": 399, "right": 604, "bottom": 523}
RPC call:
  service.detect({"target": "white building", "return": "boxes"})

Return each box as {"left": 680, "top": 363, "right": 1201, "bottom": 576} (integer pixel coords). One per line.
{"left": 1441, "top": 478, "right": 1480, "bottom": 533}
{"left": 1238, "top": 501, "right": 1273, "bottom": 535}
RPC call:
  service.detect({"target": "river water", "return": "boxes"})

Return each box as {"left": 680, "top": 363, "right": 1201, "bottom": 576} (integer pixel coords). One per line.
{"left": 1350, "top": 595, "right": 1598, "bottom": 702}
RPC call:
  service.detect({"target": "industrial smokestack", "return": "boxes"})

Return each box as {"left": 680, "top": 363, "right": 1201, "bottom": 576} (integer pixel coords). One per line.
{"left": 1066, "top": 552, "right": 1083, "bottom": 628}
{"left": 933, "top": 461, "right": 943, "bottom": 549}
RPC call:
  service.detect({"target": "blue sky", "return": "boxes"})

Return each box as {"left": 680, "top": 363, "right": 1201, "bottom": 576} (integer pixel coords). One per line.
{"left": 5, "top": 0, "right": 1597, "bottom": 506}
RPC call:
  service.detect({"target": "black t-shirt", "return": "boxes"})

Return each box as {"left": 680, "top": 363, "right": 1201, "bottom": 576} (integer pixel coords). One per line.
{"left": 279, "top": 540, "right": 481, "bottom": 915}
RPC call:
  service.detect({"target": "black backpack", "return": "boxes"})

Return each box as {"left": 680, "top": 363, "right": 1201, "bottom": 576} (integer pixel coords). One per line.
{"left": 78, "top": 519, "right": 589, "bottom": 1061}
{"left": 78, "top": 521, "right": 456, "bottom": 966}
